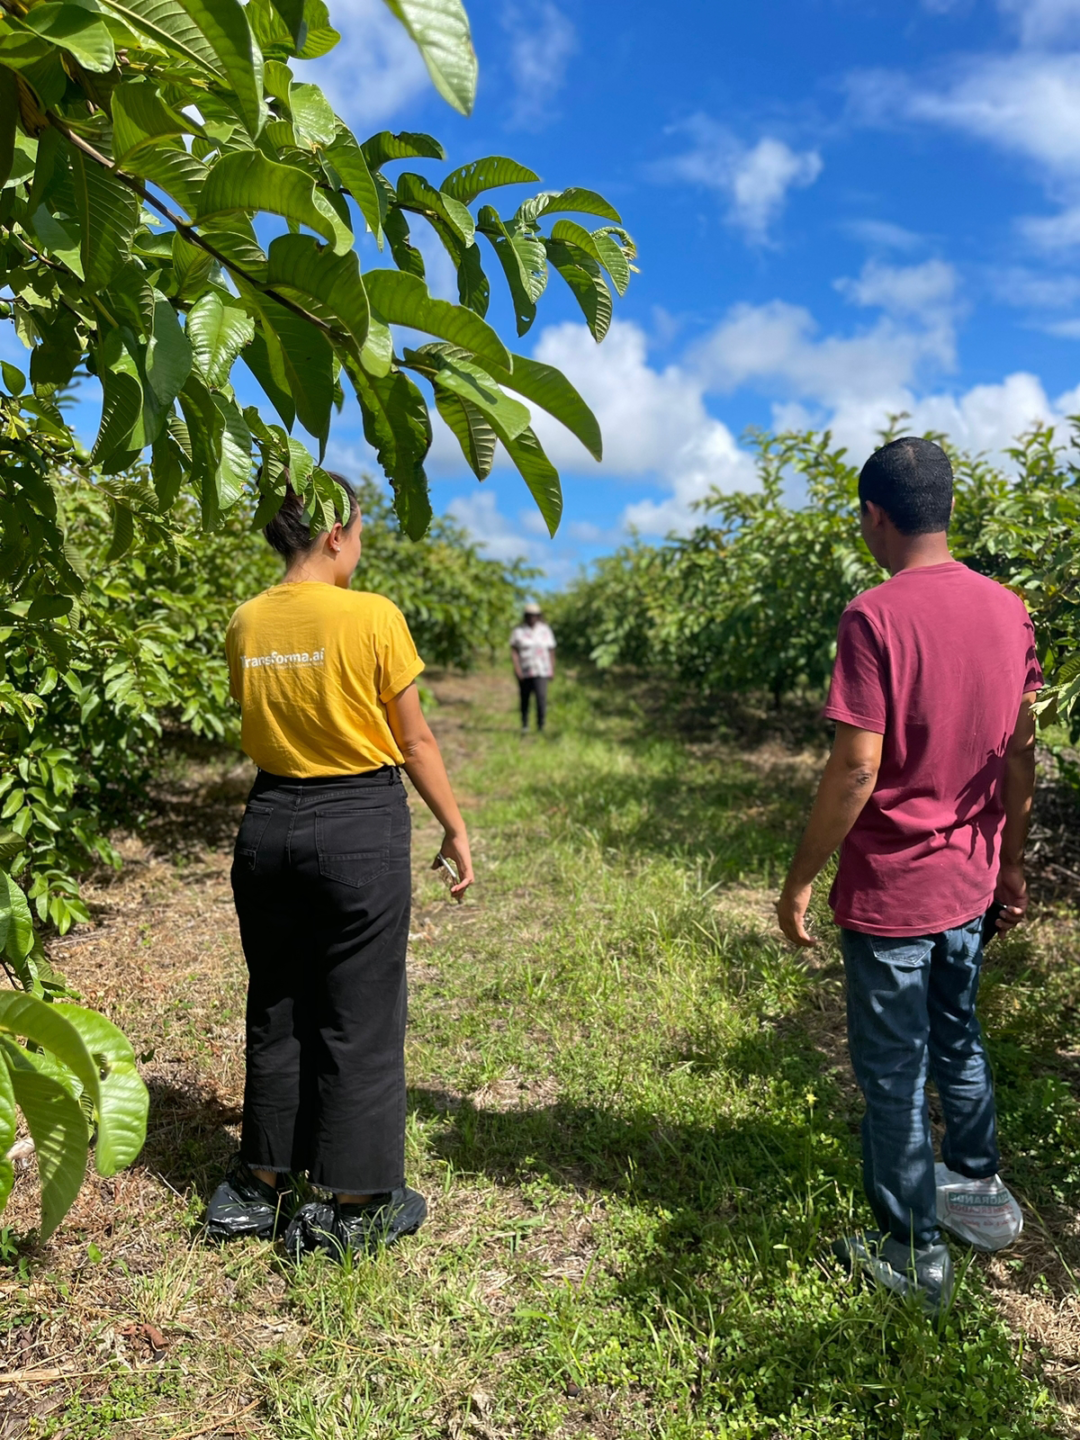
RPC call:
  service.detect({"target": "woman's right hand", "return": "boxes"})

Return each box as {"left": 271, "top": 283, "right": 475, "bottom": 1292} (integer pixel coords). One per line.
{"left": 435, "top": 832, "right": 474, "bottom": 900}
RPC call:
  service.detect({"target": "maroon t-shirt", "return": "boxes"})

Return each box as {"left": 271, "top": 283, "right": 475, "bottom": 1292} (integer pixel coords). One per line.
{"left": 823, "top": 561, "right": 1042, "bottom": 937}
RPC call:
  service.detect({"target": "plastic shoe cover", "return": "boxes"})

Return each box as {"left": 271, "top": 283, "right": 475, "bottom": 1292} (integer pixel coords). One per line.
{"left": 287, "top": 1187, "right": 427, "bottom": 1263}
{"left": 206, "top": 1156, "right": 291, "bottom": 1242}
{"left": 935, "top": 1163, "right": 1023, "bottom": 1251}
{"left": 832, "top": 1230, "right": 955, "bottom": 1317}
{"left": 282, "top": 1199, "right": 337, "bottom": 1261}
{"left": 336, "top": 1186, "right": 427, "bottom": 1255}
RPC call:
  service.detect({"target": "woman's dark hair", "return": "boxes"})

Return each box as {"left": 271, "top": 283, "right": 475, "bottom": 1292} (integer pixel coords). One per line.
{"left": 263, "top": 470, "right": 359, "bottom": 561}
{"left": 858, "top": 437, "right": 953, "bottom": 536}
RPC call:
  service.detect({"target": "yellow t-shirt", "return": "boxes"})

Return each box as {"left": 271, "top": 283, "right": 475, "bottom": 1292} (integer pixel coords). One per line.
{"left": 225, "top": 583, "right": 424, "bottom": 777}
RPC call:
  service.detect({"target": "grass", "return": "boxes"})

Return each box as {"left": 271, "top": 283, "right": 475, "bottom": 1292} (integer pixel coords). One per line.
{"left": 2, "top": 667, "right": 1080, "bottom": 1438}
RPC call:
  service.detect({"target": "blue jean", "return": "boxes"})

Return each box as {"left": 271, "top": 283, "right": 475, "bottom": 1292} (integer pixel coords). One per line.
{"left": 840, "top": 918, "right": 1000, "bottom": 1247}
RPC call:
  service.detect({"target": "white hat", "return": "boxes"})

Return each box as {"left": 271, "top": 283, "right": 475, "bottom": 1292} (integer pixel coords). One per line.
{"left": 523, "top": 601, "right": 542, "bottom": 614}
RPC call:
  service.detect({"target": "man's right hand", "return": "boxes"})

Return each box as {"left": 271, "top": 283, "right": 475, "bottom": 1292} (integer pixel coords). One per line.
{"left": 994, "top": 860, "right": 1028, "bottom": 931}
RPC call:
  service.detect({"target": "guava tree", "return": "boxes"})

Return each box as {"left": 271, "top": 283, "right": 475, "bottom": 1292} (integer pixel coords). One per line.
{"left": 0, "top": 0, "right": 635, "bottom": 1237}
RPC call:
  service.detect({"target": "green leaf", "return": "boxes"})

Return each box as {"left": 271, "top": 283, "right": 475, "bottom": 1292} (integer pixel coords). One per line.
{"left": 363, "top": 269, "right": 510, "bottom": 371}
{"left": 270, "top": 0, "right": 305, "bottom": 45}
{"left": 0, "top": 992, "right": 101, "bottom": 1105}
{"left": 484, "top": 352, "right": 601, "bottom": 461}
{"left": 383, "top": 207, "right": 425, "bottom": 279}
{"left": 240, "top": 328, "right": 295, "bottom": 429}
{"left": 591, "top": 228, "right": 632, "bottom": 297}
{"left": 105, "top": 503, "right": 135, "bottom": 563}
{"left": 397, "top": 171, "right": 475, "bottom": 246}
{"left": 4, "top": 1045, "right": 88, "bottom": 1239}
{"left": 111, "top": 76, "right": 205, "bottom": 159}
{"left": 502, "top": 426, "right": 562, "bottom": 537}
{"left": 197, "top": 149, "right": 352, "bottom": 254}
{"left": 28, "top": 594, "right": 74, "bottom": 620}
{"left": 119, "top": 140, "right": 207, "bottom": 217}
{"left": 0, "top": 1056, "right": 14, "bottom": 1213}
{"left": 289, "top": 81, "right": 336, "bottom": 147}
{"left": 186, "top": 291, "right": 254, "bottom": 389}
{"left": 325, "top": 127, "right": 385, "bottom": 244}
{"left": 0, "top": 68, "right": 17, "bottom": 189}
{"left": 381, "top": 0, "right": 476, "bottom": 116}
{"left": 538, "top": 188, "right": 622, "bottom": 224}
{"left": 266, "top": 233, "right": 369, "bottom": 357}
{"left": 71, "top": 151, "right": 140, "bottom": 292}
{"left": 27, "top": 205, "right": 84, "bottom": 280}
{"left": 441, "top": 156, "right": 539, "bottom": 205}
{"left": 1, "top": 361, "right": 25, "bottom": 397}
{"left": 0, "top": 832, "right": 26, "bottom": 865}
{"left": 0, "top": 869, "right": 34, "bottom": 963}
{"left": 361, "top": 130, "right": 445, "bottom": 170}
{"left": 98, "top": 0, "right": 223, "bottom": 75}
{"left": 478, "top": 207, "right": 546, "bottom": 336}
{"left": 146, "top": 293, "right": 192, "bottom": 408}
{"left": 92, "top": 366, "right": 143, "bottom": 470}
{"left": 22, "top": 3, "right": 116, "bottom": 72}
{"left": 352, "top": 368, "right": 432, "bottom": 538}
{"left": 405, "top": 345, "right": 530, "bottom": 442}
{"left": 256, "top": 294, "right": 335, "bottom": 446}
{"left": 174, "top": 0, "right": 264, "bottom": 138}
{"left": 213, "top": 392, "right": 252, "bottom": 508}
{"left": 544, "top": 238, "right": 612, "bottom": 342}
{"left": 434, "top": 387, "right": 496, "bottom": 479}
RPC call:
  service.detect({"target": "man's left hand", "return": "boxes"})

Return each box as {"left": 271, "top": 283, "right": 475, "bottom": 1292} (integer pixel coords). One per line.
{"left": 777, "top": 882, "right": 817, "bottom": 947}
{"left": 994, "top": 860, "right": 1028, "bottom": 932}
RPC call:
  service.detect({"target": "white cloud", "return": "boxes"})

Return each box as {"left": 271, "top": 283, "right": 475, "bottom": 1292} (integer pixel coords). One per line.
{"left": 836, "top": 258, "right": 958, "bottom": 321}
{"left": 447, "top": 490, "right": 531, "bottom": 563}
{"left": 850, "top": 53, "right": 1080, "bottom": 195}
{"left": 292, "top": 0, "right": 428, "bottom": 130}
{"left": 988, "top": 265, "right": 1080, "bottom": 309}
{"left": 529, "top": 320, "right": 757, "bottom": 533}
{"left": 502, "top": 3, "right": 577, "bottom": 131}
{"left": 1019, "top": 205, "right": 1080, "bottom": 251}
{"left": 998, "top": 0, "right": 1080, "bottom": 45}
{"left": 661, "top": 119, "right": 823, "bottom": 243}
{"left": 843, "top": 219, "right": 925, "bottom": 252}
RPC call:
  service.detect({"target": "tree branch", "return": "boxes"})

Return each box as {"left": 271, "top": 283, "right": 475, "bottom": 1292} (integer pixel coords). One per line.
{"left": 45, "top": 114, "right": 348, "bottom": 344}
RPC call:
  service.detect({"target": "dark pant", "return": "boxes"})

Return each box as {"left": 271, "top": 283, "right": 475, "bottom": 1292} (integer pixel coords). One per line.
{"left": 840, "top": 918, "right": 1000, "bottom": 1247}
{"left": 230, "top": 768, "right": 412, "bottom": 1194}
{"left": 519, "top": 675, "right": 548, "bottom": 730}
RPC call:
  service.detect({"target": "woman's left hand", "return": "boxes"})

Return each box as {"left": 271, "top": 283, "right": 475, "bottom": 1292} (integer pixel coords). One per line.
{"left": 434, "top": 831, "right": 474, "bottom": 901}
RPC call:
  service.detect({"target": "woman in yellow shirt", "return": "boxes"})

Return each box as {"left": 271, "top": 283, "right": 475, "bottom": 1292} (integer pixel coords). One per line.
{"left": 207, "top": 475, "right": 474, "bottom": 1261}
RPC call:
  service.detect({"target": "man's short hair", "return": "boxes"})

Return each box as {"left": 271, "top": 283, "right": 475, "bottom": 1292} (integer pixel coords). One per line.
{"left": 858, "top": 437, "right": 953, "bottom": 535}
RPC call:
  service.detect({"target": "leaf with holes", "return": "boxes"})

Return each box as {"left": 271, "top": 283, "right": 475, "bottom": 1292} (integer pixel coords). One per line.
{"left": 441, "top": 156, "right": 539, "bottom": 205}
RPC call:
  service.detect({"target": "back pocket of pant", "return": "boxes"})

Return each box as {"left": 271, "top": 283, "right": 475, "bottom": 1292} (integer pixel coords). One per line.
{"left": 234, "top": 804, "right": 274, "bottom": 872}
{"left": 315, "top": 807, "right": 391, "bottom": 887}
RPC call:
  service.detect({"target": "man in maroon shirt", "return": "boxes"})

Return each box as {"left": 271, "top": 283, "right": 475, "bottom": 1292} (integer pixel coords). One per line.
{"left": 777, "top": 437, "right": 1041, "bottom": 1315}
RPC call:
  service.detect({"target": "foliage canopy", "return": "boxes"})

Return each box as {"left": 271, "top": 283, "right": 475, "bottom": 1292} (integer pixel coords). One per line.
{"left": 0, "top": 0, "right": 626, "bottom": 1240}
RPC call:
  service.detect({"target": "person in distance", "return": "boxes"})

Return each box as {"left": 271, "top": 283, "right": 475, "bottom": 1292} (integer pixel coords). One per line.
{"left": 776, "top": 437, "right": 1040, "bottom": 1317}
{"left": 206, "top": 474, "right": 474, "bottom": 1261}
{"left": 510, "top": 601, "right": 557, "bottom": 735}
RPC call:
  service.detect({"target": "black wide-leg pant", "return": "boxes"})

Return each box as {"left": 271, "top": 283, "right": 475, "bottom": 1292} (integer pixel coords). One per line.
{"left": 518, "top": 675, "right": 548, "bottom": 730}
{"left": 230, "top": 767, "right": 411, "bottom": 1194}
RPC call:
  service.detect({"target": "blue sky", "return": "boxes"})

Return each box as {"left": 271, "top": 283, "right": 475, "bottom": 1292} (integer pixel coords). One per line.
{"left": 296, "top": 0, "right": 1080, "bottom": 583}
{"left": 11, "top": 0, "right": 1080, "bottom": 584}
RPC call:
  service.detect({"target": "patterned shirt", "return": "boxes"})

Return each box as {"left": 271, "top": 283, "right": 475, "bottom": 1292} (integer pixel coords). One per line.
{"left": 510, "top": 622, "right": 556, "bottom": 679}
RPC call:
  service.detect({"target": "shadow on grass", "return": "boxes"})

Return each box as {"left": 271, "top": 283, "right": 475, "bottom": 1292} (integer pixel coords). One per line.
{"left": 138, "top": 1076, "right": 242, "bottom": 1198}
